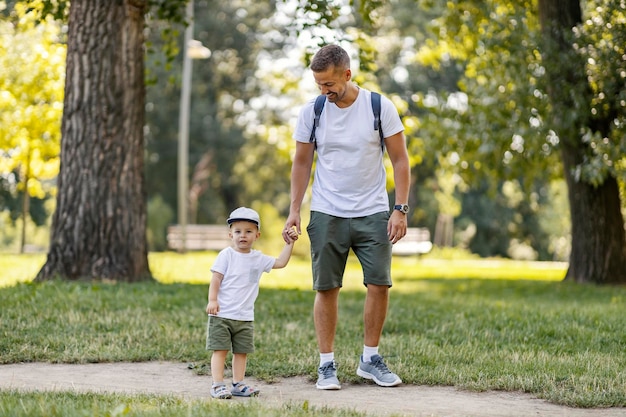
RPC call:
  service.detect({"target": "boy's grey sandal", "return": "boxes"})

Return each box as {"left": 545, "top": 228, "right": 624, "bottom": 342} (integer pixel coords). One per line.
{"left": 231, "top": 381, "right": 259, "bottom": 397}
{"left": 210, "top": 383, "right": 232, "bottom": 399}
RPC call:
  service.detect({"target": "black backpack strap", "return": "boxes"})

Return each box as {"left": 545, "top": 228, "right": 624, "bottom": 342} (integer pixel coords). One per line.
{"left": 309, "top": 95, "right": 326, "bottom": 148}
{"left": 310, "top": 92, "right": 384, "bottom": 151}
{"left": 371, "top": 92, "right": 384, "bottom": 151}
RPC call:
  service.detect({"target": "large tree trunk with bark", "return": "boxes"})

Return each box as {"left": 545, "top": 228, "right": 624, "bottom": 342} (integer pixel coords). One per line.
{"left": 37, "top": 0, "right": 152, "bottom": 282}
{"left": 561, "top": 143, "right": 625, "bottom": 284}
{"left": 538, "top": 0, "right": 626, "bottom": 284}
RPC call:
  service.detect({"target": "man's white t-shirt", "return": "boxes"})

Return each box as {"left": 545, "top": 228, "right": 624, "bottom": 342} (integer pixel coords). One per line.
{"left": 210, "top": 247, "right": 275, "bottom": 321}
{"left": 293, "top": 88, "right": 405, "bottom": 218}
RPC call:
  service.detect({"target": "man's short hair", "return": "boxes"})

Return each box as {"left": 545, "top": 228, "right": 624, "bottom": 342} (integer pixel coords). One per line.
{"left": 310, "top": 44, "right": 350, "bottom": 72}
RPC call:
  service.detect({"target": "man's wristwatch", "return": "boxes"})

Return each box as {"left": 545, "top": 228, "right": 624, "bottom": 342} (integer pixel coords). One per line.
{"left": 393, "top": 204, "right": 409, "bottom": 214}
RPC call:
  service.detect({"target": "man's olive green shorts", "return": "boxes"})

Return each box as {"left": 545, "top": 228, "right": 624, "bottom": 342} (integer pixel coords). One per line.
{"left": 206, "top": 316, "right": 254, "bottom": 353}
{"left": 306, "top": 211, "right": 393, "bottom": 291}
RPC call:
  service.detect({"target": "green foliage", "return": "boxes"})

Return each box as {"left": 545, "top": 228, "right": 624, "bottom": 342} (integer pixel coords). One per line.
{"left": 147, "top": 0, "right": 187, "bottom": 25}
{"left": 413, "top": 0, "right": 625, "bottom": 191}
{"left": 414, "top": 1, "right": 556, "bottom": 184}
{"left": 26, "top": 0, "right": 188, "bottom": 79}
{"left": 570, "top": 1, "right": 626, "bottom": 187}
{"left": 6, "top": 0, "right": 619, "bottom": 270}
{"left": 0, "top": 2, "right": 64, "bottom": 251}
{"left": 0, "top": 210, "right": 50, "bottom": 253}
{"left": 0, "top": 3, "right": 64, "bottom": 199}
{"left": 25, "top": 0, "right": 188, "bottom": 26}
{"left": 278, "top": 0, "right": 343, "bottom": 42}
{"left": 145, "top": 0, "right": 293, "bottom": 225}
{"left": 358, "top": 0, "right": 623, "bottom": 263}
{"left": 146, "top": 195, "right": 174, "bottom": 251}
{"left": 23, "top": 0, "right": 68, "bottom": 21}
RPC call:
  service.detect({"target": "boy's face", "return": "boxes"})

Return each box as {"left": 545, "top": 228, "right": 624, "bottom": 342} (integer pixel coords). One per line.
{"left": 229, "top": 221, "right": 260, "bottom": 252}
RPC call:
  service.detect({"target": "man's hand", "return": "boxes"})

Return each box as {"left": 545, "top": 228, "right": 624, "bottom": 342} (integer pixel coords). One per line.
{"left": 282, "top": 213, "right": 301, "bottom": 243}
{"left": 387, "top": 210, "right": 407, "bottom": 244}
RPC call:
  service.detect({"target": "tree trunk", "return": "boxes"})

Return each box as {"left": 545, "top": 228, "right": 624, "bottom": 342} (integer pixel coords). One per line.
{"left": 20, "top": 174, "right": 29, "bottom": 254}
{"left": 37, "top": 0, "right": 152, "bottom": 282}
{"left": 561, "top": 143, "right": 626, "bottom": 284}
{"left": 538, "top": 0, "right": 626, "bottom": 284}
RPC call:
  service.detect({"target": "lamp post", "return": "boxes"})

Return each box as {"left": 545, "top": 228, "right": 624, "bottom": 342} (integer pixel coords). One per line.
{"left": 177, "top": 0, "right": 210, "bottom": 252}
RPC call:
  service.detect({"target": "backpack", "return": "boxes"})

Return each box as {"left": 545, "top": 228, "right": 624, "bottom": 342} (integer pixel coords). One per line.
{"left": 308, "top": 92, "right": 384, "bottom": 151}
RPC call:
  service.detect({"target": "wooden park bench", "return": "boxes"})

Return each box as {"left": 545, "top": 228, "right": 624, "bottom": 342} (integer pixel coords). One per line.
{"left": 167, "top": 224, "right": 230, "bottom": 252}
{"left": 167, "top": 224, "right": 433, "bottom": 255}
{"left": 392, "top": 227, "right": 433, "bottom": 256}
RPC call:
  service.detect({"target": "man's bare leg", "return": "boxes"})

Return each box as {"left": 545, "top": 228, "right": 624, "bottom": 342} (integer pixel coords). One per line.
{"left": 314, "top": 287, "right": 340, "bottom": 353}
{"left": 358, "top": 283, "right": 401, "bottom": 386}
{"left": 363, "top": 284, "right": 388, "bottom": 347}
{"left": 314, "top": 287, "right": 342, "bottom": 389}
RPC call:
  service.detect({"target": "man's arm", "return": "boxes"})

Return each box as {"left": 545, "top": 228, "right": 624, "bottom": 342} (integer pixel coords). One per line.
{"left": 385, "top": 131, "right": 411, "bottom": 243}
{"left": 283, "top": 141, "right": 315, "bottom": 242}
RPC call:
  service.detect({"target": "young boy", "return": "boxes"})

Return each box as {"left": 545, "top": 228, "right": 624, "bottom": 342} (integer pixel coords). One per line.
{"left": 206, "top": 207, "right": 298, "bottom": 399}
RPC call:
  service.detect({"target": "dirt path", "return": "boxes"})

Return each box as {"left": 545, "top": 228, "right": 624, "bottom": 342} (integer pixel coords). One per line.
{"left": 0, "top": 362, "right": 623, "bottom": 417}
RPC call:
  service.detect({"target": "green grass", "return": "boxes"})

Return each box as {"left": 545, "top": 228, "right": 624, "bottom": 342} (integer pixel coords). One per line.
{"left": 0, "top": 252, "right": 568, "bottom": 288}
{"left": 0, "top": 391, "right": 367, "bottom": 417}
{"left": 1, "top": 252, "right": 625, "bottom": 416}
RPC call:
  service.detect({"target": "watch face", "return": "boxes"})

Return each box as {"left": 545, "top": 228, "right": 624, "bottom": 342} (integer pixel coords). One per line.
{"left": 395, "top": 204, "right": 409, "bottom": 214}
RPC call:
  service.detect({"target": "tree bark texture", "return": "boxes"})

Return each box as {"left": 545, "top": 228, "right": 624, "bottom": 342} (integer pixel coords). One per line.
{"left": 37, "top": 0, "right": 151, "bottom": 282}
{"left": 538, "top": 0, "right": 626, "bottom": 284}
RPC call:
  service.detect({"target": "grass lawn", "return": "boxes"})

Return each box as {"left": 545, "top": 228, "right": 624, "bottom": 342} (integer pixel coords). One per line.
{"left": 1, "top": 252, "right": 624, "bottom": 416}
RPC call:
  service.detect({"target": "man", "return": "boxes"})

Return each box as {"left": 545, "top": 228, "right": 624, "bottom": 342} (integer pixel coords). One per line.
{"left": 283, "top": 44, "right": 411, "bottom": 390}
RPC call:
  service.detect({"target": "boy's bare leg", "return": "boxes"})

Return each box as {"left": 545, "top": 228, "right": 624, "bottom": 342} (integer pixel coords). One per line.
{"left": 232, "top": 353, "right": 247, "bottom": 383}
{"left": 210, "top": 350, "right": 228, "bottom": 383}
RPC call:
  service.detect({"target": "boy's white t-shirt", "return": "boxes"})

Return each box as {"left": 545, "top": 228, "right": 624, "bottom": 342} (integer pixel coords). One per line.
{"left": 293, "top": 88, "right": 405, "bottom": 218}
{"left": 210, "top": 247, "right": 275, "bottom": 321}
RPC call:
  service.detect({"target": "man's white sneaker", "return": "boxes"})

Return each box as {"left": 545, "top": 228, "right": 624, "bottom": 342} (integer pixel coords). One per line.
{"left": 356, "top": 355, "right": 402, "bottom": 387}
{"left": 316, "top": 360, "right": 341, "bottom": 390}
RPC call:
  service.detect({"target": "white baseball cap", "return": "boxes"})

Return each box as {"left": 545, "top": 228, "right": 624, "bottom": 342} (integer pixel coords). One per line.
{"left": 227, "top": 207, "right": 261, "bottom": 229}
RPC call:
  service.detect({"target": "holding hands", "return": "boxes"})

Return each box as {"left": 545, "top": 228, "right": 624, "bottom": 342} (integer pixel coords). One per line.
{"left": 284, "top": 226, "right": 299, "bottom": 244}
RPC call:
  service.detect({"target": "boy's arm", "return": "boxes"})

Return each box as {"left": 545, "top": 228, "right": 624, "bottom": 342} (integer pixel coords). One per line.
{"left": 273, "top": 230, "right": 297, "bottom": 269}
{"left": 206, "top": 271, "right": 224, "bottom": 315}
{"left": 273, "top": 241, "right": 295, "bottom": 269}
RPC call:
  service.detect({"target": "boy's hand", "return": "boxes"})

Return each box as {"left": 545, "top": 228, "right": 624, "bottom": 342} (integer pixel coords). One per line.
{"left": 286, "top": 227, "right": 298, "bottom": 243}
{"left": 206, "top": 300, "right": 219, "bottom": 315}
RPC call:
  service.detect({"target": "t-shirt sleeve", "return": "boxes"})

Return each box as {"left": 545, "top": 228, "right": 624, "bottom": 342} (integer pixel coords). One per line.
{"left": 261, "top": 253, "right": 276, "bottom": 273}
{"left": 380, "top": 94, "right": 405, "bottom": 138}
{"left": 210, "top": 248, "right": 230, "bottom": 275}
{"left": 293, "top": 98, "right": 317, "bottom": 143}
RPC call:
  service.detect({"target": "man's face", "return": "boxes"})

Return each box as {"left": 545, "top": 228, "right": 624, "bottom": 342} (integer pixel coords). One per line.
{"left": 313, "top": 65, "right": 351, "bottom": 104}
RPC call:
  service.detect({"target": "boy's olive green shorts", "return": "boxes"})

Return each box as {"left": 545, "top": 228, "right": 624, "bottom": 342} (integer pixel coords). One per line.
{"left": 306, "top": 211, "right": 393, "bottom": 291}
{"left": 206, "top": 316, "right": 254, "bottom": 354}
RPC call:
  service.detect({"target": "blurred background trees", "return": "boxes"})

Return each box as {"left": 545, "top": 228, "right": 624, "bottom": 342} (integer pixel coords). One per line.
{"left": 0, "top": 1, "right": 63, "bottom": 253}
{"left": 0, "top": 0, "right": 623, "bottom": 282}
